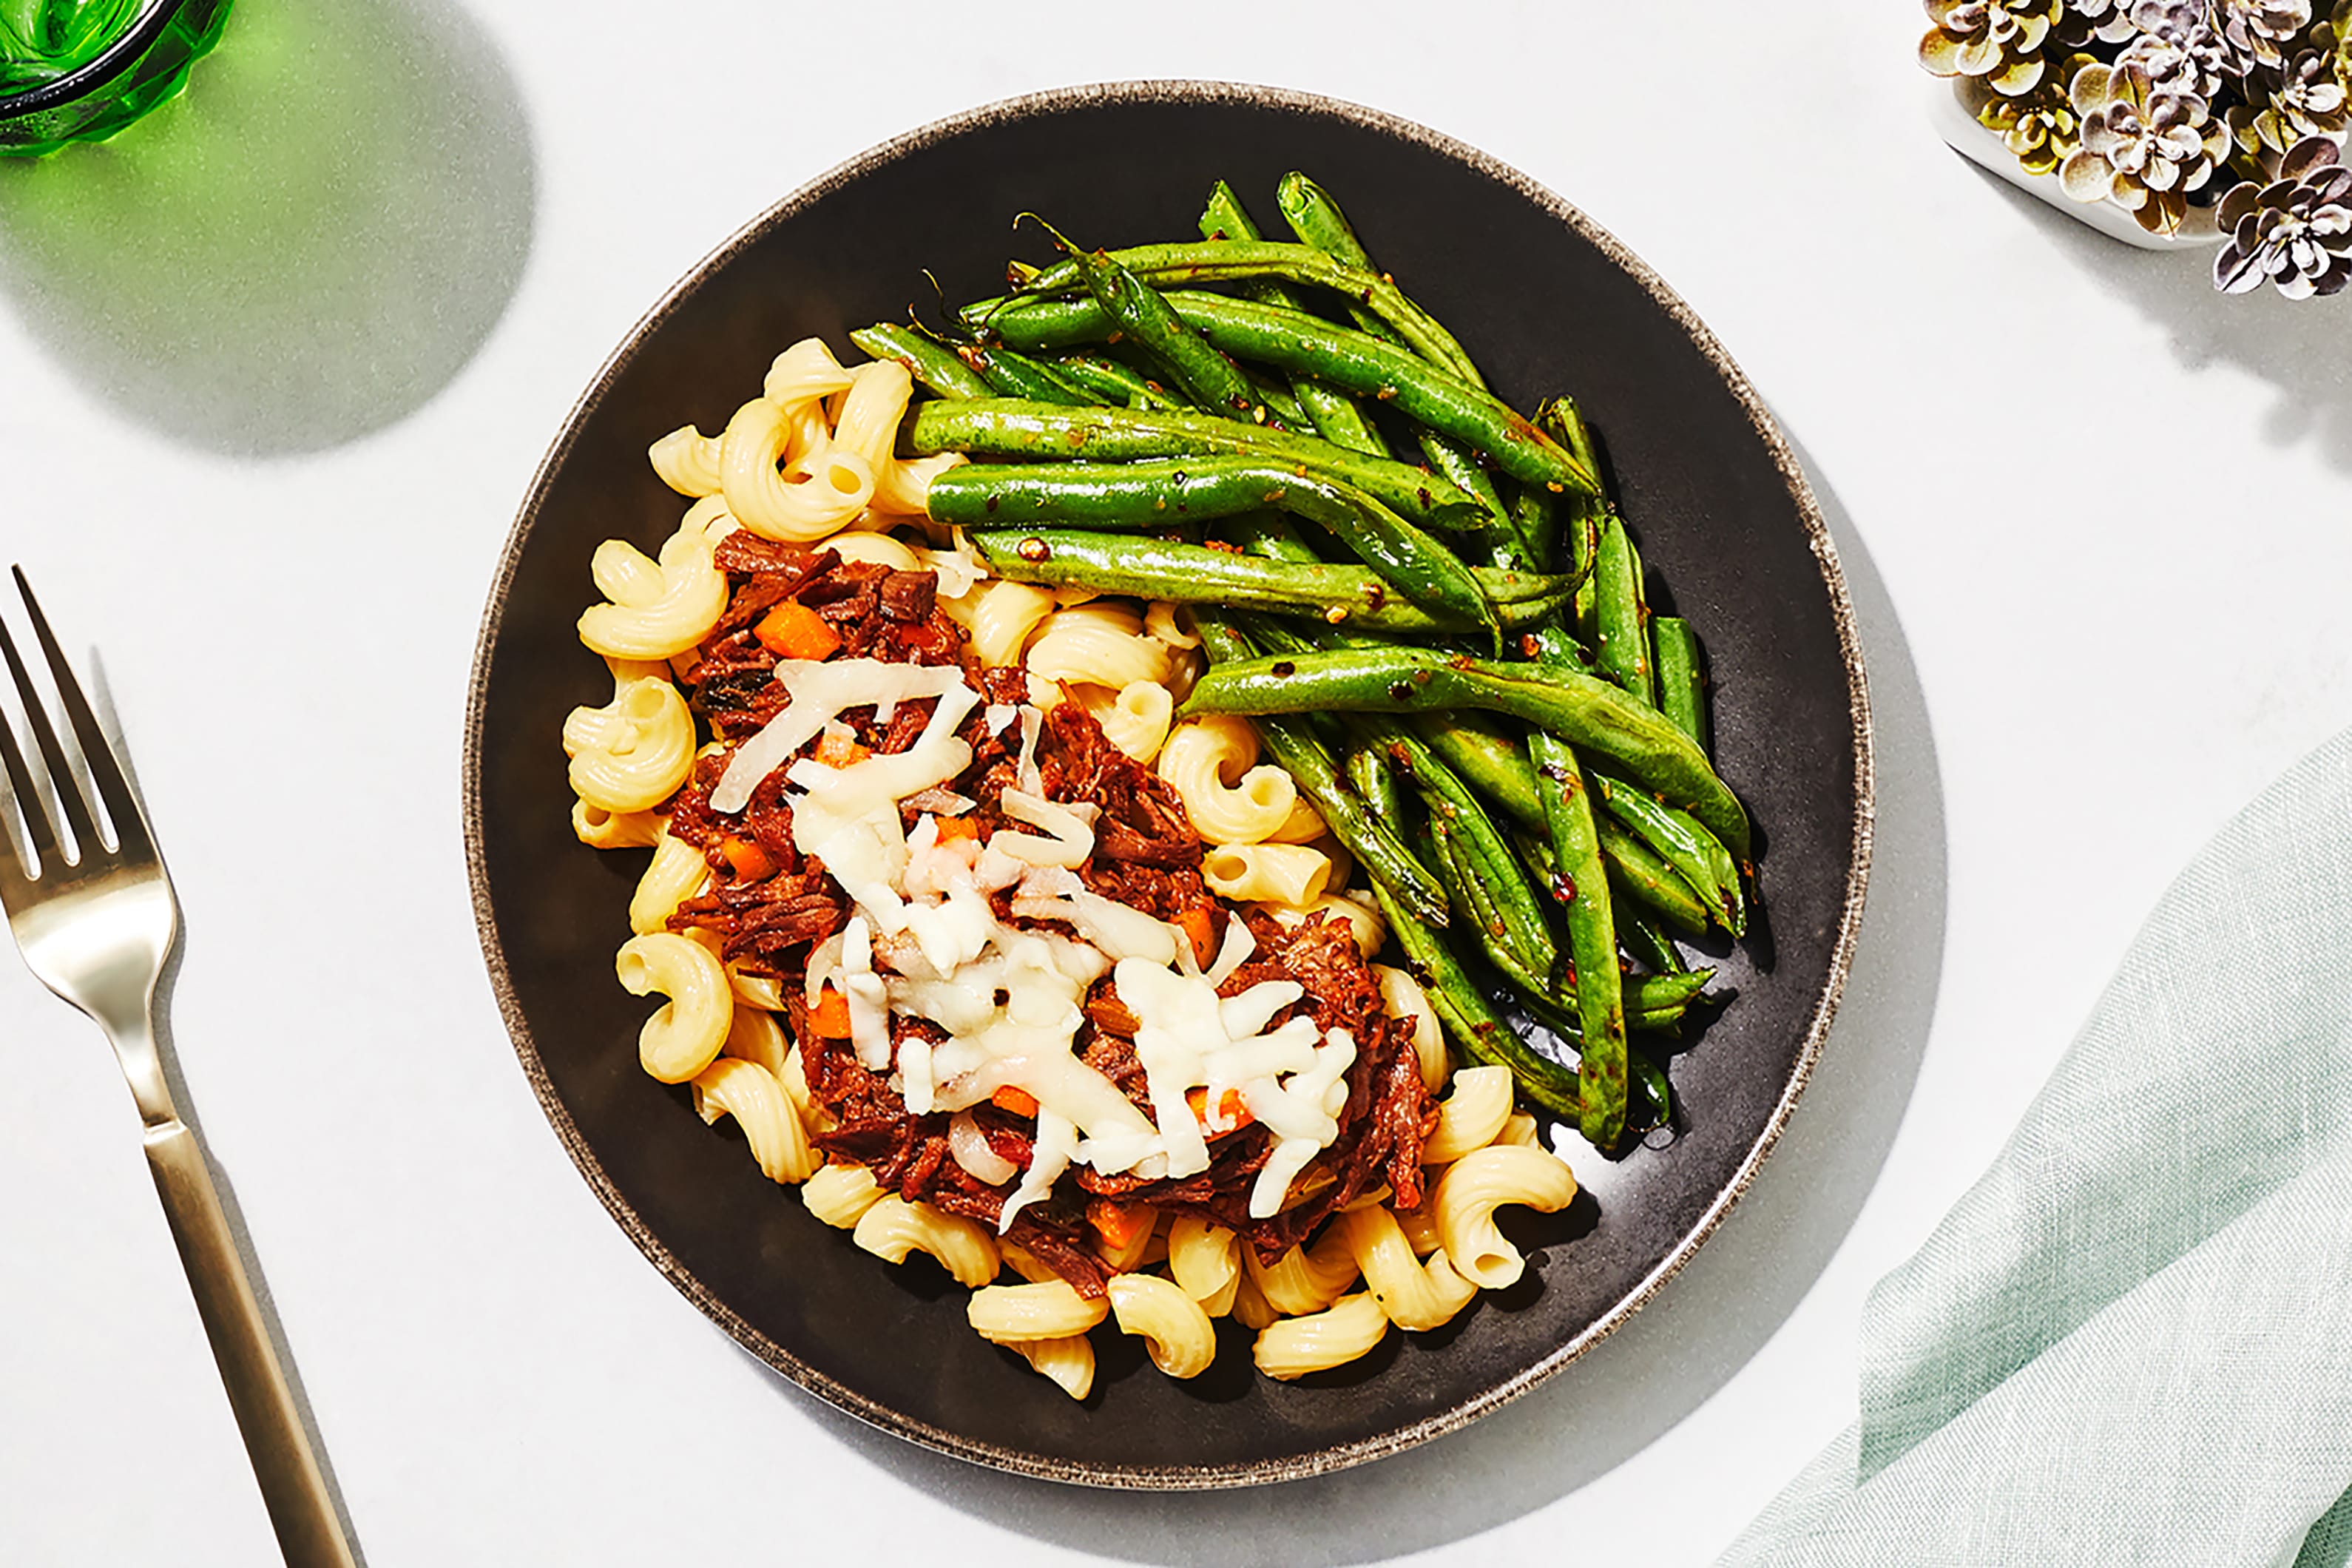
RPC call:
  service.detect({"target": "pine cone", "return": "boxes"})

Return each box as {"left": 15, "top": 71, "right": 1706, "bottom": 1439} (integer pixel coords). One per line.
{"left": 1967, "top": 64, "right": 2091, "bottom": 171}
{"left": 2213, "top": 134, "right": 2352, "bottom": 294}
{"left": 2209, "top": 0, "right": 2314, "bottom": 75}
{"left": 2119, "top": 0, "right": 2233, "bottom": 96}
{"left": 2060, "top": 58, "right": 2232, "bottom": 231}
{"left": 2228, "top": 42, "right": 2351, "bottom": 155}
{"left": 1922, "top": 0, "right": 2068, "bottom": 95}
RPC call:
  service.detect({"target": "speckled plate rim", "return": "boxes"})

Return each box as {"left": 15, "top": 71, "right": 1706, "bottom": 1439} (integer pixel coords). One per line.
{"left": 461, "top": 78, "right": 1875, "bottom": 1492}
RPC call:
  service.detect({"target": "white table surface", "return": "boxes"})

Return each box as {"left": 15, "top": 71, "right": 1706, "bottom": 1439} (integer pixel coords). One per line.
{"left": 4, "top": 1, "right": 2347, "bottom": 1562}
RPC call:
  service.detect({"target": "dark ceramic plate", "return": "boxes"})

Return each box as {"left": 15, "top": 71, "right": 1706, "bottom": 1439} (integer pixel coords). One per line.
{"left": 464, "top": 81, "right": 1871, "bottom": 1488}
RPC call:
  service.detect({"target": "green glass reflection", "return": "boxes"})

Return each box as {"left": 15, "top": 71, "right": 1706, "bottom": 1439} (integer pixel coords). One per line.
{"left": 0, "top": 0, "right": 232, "bottom": 155}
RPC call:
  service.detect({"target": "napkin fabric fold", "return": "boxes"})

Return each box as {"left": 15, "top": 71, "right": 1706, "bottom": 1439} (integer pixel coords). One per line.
{"left": 1723, "top": 729, "right": 2352, "bottom": 1567}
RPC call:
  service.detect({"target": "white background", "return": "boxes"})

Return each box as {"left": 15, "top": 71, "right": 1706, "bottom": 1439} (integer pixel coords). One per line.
{"left": 2, "top": 1, "right": 2347, "bottom": 1563}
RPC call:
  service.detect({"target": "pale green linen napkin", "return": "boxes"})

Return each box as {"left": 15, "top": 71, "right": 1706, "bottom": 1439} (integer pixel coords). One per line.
{"left": 1721, "top": 729, "right": 2352, "bottom": 1567}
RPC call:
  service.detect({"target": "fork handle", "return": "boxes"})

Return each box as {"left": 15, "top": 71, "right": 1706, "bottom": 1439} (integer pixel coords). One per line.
{"left": 144, "top": 1121, "right": 359, "bottom": 1568}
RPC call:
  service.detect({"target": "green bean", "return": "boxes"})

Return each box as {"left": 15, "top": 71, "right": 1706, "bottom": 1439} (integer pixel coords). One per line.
{"left": 1598, "top": 820, "right": 1713, "bottom": 936}
{"left": 967, "top": 530, "right": 1566, "bottom": 638}
{"left": 1654, "top": 616, "right": 1708, "bottom": 755}
{"left": 1226, "top": 512, "right": 1322, "bottom": 564}
{"left": 1590, "top": 773, "right": 1745, "bottom": 936}
{"left": 1189, "top": 605, "right": 1257, "bottom": 669}
{"left": 1274, "top": 172, "right": 1518, "bottom": 533}
{"left": 1244, "top": 366, "right": 1311, "bottom": 433}
{"left": 1386, "top": 728, "right": 1558, "bottom": 980}
{"left": 933, "top": 459, "right": 1497, "bottom": 636}
{"left": 955, "top": 342, "right": 1098, "bottom": 406}
{"left": 970, "top": 291, "right": 1596, "bottom": 498}
{"left": 1620, "top": 910, "right": 1686, "bottom": 976}
{"left": 1369, "top": 881, "right": 1583, "bottom": 1118}
{"left": 1630, "top": 1050, "right": 1672, "bottom": 1131}
{"left": 1346, "top": 743, "right": 1408, "bottom": 828}
{"left": 1027, "top": 221, "right": 1277, "bottom": 428}
{"left": 905, "top": 399, "right": 1485, "bottom": 533}
{"left": 1178, "top": 646, "right": 1751, "bottom": 857}
{"left": 1007, "top": 234, "right": 1479, "bottom": 388}
{"left": 1250, "top": 714, "right": 1450, "bottom": 928}
{"left": 1513, "top": 481, "right": 1559, "bottom": 576}
{"left": 1527, "top": 729, "right": 1626, "bottom": 1148}
{"left": 849, "top": 323, "right": 992, "bottom": 401}
{"left": 1045, "top": 352, "right": 1186, "bottom": 411}
{"left": 1273, "top": 172, "right": 1482, "bottom": 386}
{"left": 1197, "top": 183, "right": 1393, "bottom": 460}
{"left": 1414, "top": 713, "right": 1545, "bottom": 833}
{"left": 1593, "top": 515, "right": 1656, "bottom": 707}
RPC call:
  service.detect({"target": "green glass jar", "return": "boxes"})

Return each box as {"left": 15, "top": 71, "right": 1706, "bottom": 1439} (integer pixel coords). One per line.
{"left": 0, "top": 0, "right": 232, "bottom": 156}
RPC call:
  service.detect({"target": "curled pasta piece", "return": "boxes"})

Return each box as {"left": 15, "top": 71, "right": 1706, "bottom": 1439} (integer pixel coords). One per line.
{"left": 1024, "top": 607, "right": 1175, "bottom": 691}
{"left": 1264, "top": 796, "right": 1328, "bottom": 845}
{"left": 1253, "top": 1292, "right": 1392, "bottom": 1381}
{"left": 571, "top": 798, "right": 662, "bottom": 850}
{"left": 1395, "top": 1204, "right": 1443, "bottom": 1257}
{"left": 961, "top": 580, "right": 1057, "bottom": 665}
{"left": 801, "top": 1162, "right": 882, "bottom": 1229}
{"left": 692, "top": 1057, "right": 818, "bottom": 1183}
{"left": 1335, "top": 1207, "right": 1479, "bottom": 1332}
{"left": 1074, "top": 680, "right": 1175, "bottom": 765}
{"left": 1143, "top": 598, "right": 1200, "bottom": 649}
{"left": 823, "top": 528, "right": 922, "bottom": 571}
{"left": 1496, "top": 1112, "right": 1542, "bottom": 1147}
{"left": 968, "top": 1280, "right": 1111, "bottom": 1344}
{"left": 829, "top": 359, "right": 912, "bottom": 474}
{"left": 719, "top": 396, "right": 876, "bottom": 541}
{"left": 873, "top": 450, "right": 964, "bottom": 518}
{"left": 616, "top": 932, "right": 732, "bottom": 1084}
{"left": 760, "top": 337, "right": 856, "bottom": 409}
{"left": 577, "top": 516, "right": 729, "bottom": 661}
{"left": 1246, "top": 1226, "right": 1361, "bottom": 1316}
{"left": 1231, "top": 1269, "right": 1280, "bottom": 1332}
{"left": 1433, "top": 1146, "right": 1579, "bottom": 1291}
{"left": 727, "top": 967, "right": 787, "bottom": 1013}
{"left": 563, "top": 669, "right": 695, "bottom": 814}
{"left": 720, "top": 1001, "right": 786, "bottom": 1074}
{"left": 1203, "top": 842, "right": 1332, "bottom": 908}
{"left": 1108, "top": 1273, "right": 1218, "bottom": 1379}
{"left": 649, "top": 425, "right": 723, "bottom": 497}
{"left": 1257, "top": 893, "right": 1385, "bottom": 959}
{"left": 1158, "top": 716, "right": 1297, "bottom": 845}
{"left": 1374, "top": 964, "right": 1449, "bottom": 1095}
{"left": 1166, "top": 1216, "right": 1242, "bottom": 1317}
{"left": 1421, "top": 1065, "right": 1516, "bottom": 1165}
{"left": 853, "top": 1196, "right": 999, "bottom": 1288}
{"left": 1013, "top": 1335, "right": 1096, "bottom": 1401}
{"left": 628, "top": 822, "right": 711, "bottom": 936}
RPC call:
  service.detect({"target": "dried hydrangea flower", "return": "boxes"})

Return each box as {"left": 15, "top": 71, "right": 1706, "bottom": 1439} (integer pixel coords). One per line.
{"left": 2213, "top": 133, "right": 2352, "bottom": 294}
{"left": 2060, "top": 58, "right": 2232, "bottom": 231}
{"left": 2210, "top": 0, "right": 2314, "bottom": 75}
{"left": 2228, "top": 44, "right": 2351, "bottom": 155}
{"left": 2119, "top": 0, "right": 2233, "bottom": 97}
{"left": 1922, "top": 0, "right": 2069, "bottom": 95}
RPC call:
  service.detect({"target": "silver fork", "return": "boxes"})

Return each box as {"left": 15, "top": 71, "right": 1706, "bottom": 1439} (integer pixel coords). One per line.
{"left": 0, "top": 569, "right": 359, "bottom": 1568}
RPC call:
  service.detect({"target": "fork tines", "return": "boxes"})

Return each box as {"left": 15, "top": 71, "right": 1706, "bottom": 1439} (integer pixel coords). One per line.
{"left": 0, "top": 567, "right": 149, "bottom": 882}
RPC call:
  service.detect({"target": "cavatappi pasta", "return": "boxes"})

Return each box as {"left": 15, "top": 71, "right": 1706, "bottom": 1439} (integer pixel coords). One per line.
{"left": 566, "top": 334, "right": 1586, "bottom": 1400}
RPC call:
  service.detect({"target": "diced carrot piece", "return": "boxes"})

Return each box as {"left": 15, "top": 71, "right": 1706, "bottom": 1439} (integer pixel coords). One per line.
{"left": 933, "top": 814, "right": 981, "bottom": 843}
{"left": 807, "top": 987, "right": 853, "bottom": 1039}
{"left": 814, "top": 726, "right": 870, "bottom": 768}
{"left": 1087, "top": 1197, "right": 1153, "bottom": 1250}
{"left": 1187, "top": 1085, "right": 1254, "bottom": 1134}
{"left": 754, "top": 601, "right": 842, "bottom": 662}
{"left": 1177, "top": 905, "right": 1218, "bottom": 970}
{"left": 991, "top": 1085, "right": 1039, "bottom": 1118}
{"left": 719, "top": 835, "right": 773, "bottom": 880}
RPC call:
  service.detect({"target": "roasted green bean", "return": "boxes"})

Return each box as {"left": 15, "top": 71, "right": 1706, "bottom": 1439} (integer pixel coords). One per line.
{"left": 1592, "top": 514, "right": 1656, "bottom": 707}
{"left": 905, "top": 399, "right": 1486, "bottom": 533}
{"left": 848, "top": 323, "right": 992, "bottom": 401}
{"left": 1654, "top": 615, "right": 1708, "bottom": 754}
{"left": 1598, "top": 820, "right": 1714, "bottom": 935}
{"left": 1527, "top": 729, "right": 1626, "bottom": 1147}
{"left": 956, "top": 342, "right": 1098, "bottom": 406}
{"left": 1029, "top": 221, "right": 1277, "bottom": 427}
{"left": 1042, "top": 352, "right": 1186, "bottom": 410}
{"left": 1590, "top": 772, "right": 1745, "bottom": 936}
{"left": 1178, "top": 646, "right": 1751, "bottom": 857}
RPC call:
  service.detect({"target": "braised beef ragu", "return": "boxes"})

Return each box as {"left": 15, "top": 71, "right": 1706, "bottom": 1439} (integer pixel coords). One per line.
{"left": 655, "top": 553, "right": 1437, "bottom": 1294}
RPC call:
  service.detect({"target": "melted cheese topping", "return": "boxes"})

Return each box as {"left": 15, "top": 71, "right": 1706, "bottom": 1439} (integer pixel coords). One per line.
{"left": 725, "top": 656, "right": 1365, "bottom": 1228}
